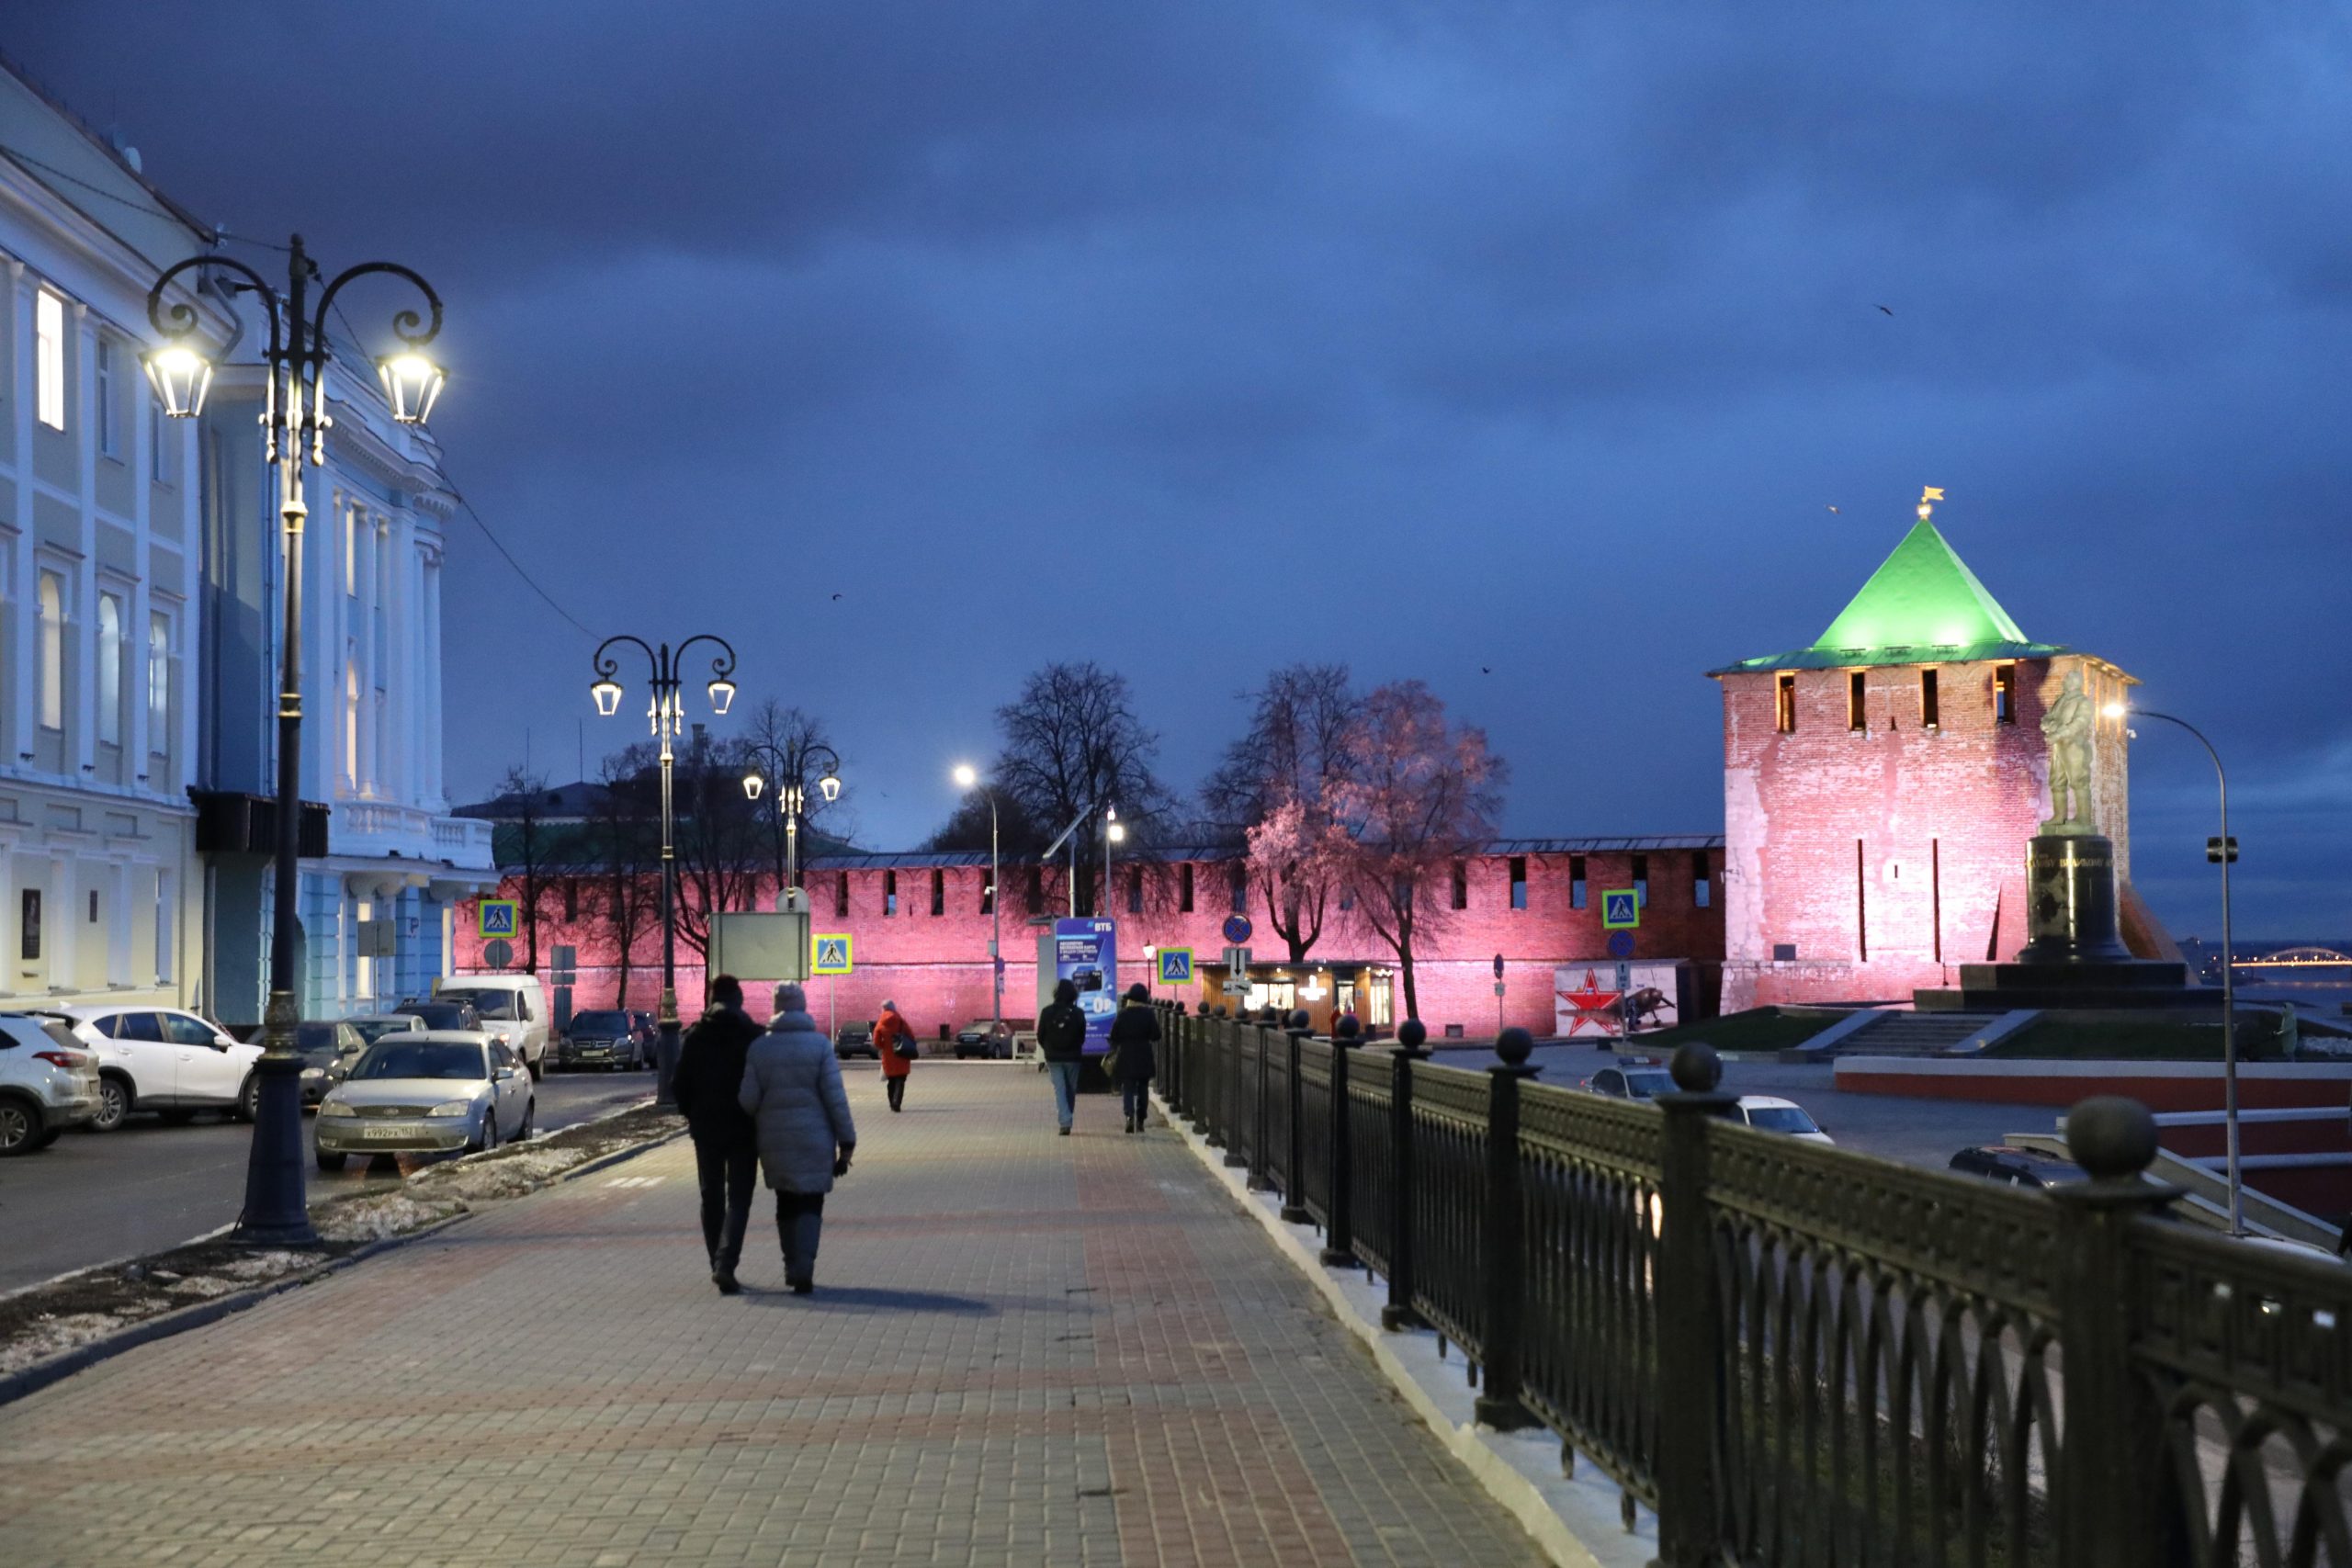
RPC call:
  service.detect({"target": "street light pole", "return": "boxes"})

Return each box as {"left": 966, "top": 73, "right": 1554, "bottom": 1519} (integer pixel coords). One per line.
{"left": 144, "top": 236, "right": 447, "bottom": 1246}
{"left": 592, "top": 636, "right": 738, "bottom": 1107}
{"left": 955, "top": 766, "right": 1003, "bottom": 1049}
{"left": 741, "top": 739, "right": 841, "bottom": 908}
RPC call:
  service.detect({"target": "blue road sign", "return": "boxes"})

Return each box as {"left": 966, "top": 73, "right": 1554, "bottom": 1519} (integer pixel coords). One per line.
{"left": 1158, "top": 947, "right": 1193, "bottom": 986}
{"left": 1222, "top": 914, "right": 1253, "bottom": 944}
{"left": 1600, "top": 889, "right": 1640, "bottom": 931}
{"left": 1607, "top": 931, "right": 1635, "bottom": 959}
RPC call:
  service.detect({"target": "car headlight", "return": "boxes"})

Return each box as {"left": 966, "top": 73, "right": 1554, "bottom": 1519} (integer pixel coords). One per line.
{"left": 426, "top": 1099, "right": 478, "bottom": 1118}
{"left": 319, "top": 1101, "right": 359, "bottom": 1118}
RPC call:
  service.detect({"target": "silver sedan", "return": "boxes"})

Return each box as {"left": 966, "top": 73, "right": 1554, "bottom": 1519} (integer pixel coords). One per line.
{"left": 313, "top": 1032, "right": 535, "bottom": 1171}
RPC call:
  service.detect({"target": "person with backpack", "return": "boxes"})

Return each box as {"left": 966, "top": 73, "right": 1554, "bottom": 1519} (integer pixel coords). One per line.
{"left": 1037, "top": 978, "right": 1089, "bottom": 1135}
{"left": 873, "top": 1000, "right": 916, "bottom": 1112}
{"left": 1105, "top": 983, "right": 1159, "bottom": 1134}
{"left": 671, "top": 974, "right": 763, "bottom": 1294}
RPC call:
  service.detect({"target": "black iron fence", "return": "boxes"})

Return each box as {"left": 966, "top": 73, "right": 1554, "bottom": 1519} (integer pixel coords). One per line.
{"left": 1157, "top": 1005, "right": 2352, "bottom": 1568}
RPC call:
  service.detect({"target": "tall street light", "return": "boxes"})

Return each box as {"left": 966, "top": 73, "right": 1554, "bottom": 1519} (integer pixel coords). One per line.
{"left": 145, "top": 235, "right": 446, "bottom": 1245}
{"left": 592, "top": 636, "right": 738, "bottom": 1106}
{"left": 741, "top": 739, "right": 841, "bottom": 907}
{"left": 2107, "top": 700, "right": 2243, "bottom": 1233}
{"left": 954, "top": 765, "right": 1003, "bottom": 1048}
{"left": 1103, "top": 805, "right": 1125, "bottom": 925}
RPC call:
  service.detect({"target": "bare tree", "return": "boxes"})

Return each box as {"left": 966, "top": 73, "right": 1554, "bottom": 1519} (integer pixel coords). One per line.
{"left": 586, "top": 750, "right": 661, "bottom": 1010}
{"left": 489, "top": 765, "right": 560, "bottom": 974}
{"left": 991, "top": 661, "right": 1173, "bottom": 912}
{"left": 1205, "top": 663, "right": 1361, "bottom": 961}
{"left": 670, "top": 732, "right": 764, "bottom": 959}
{"left": 1329, "top": 682, "right": 1507, "bottom": 1021}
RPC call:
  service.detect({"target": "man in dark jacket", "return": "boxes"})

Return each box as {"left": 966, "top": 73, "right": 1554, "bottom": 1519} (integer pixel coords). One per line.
{"left": 672, "top": 974, "right": 763, "bottom": 1293}
{"left": 1037, "top": 978, "right": 1089, "bottom": 1136}
{"left": 1106, "top": 983, "right": 1160, "bottom": 1134}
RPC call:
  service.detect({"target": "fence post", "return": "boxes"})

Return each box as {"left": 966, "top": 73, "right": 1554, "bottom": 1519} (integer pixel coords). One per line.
{"left": 1651, "top": 1042, "right": 1737, "bottom": 1566}
{"left": 1245, "top": 1023, "right": 1277, "bottom": 1191}
{"left": 1222, "top": 1019, "right": 1250, "bottom": 1169}
{"left": 1280, "top": 1014, "right": 1312, "bottom": 1224}
{"left": 1320, "top": 1016, "right": 1363, "bottom": 1267}
{"left": 1474, "top": 1026, "right": 1540, "bottom": 1429}
{"left": 1380, "top": 1020, "right": 1430, "bottom": 1332}
{"left": 2050, "top": 1096, "right": 2186, "bottom": 1568}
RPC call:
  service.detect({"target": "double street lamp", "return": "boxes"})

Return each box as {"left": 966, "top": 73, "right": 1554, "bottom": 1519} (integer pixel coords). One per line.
{"left": 953, "top": 765, "right": 1004, "bottom": 1048}
{"left": 591, "top": 636, "right": 738, "bottom": 1105}
{"left": 741, "top": 739, "right": 842, "bottom": 907}
{"left": 145, "top": 235, "right": 446, "bottom": 1245}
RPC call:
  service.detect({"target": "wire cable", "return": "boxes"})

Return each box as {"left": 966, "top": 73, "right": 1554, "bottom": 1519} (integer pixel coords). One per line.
{"left": 438, "top": 470, "right": 599, "bottom": 641}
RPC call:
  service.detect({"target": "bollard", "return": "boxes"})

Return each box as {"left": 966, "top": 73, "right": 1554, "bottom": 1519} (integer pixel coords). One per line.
{"left": 1380, "top": 1020, "right": 1430, "bottom": 1332}
{"left": 1474, "top": 1026, "right": 1541, "bottom": 1430}
{"left": 1650, "top": 1043, "right": 1736, "bottom": 1565}
{"left": 1279, "top": 1013, "right": 1312, "bottom": 1224}
{"left": 1320, "top": 1016, "right": 1363, "bottom": 1267}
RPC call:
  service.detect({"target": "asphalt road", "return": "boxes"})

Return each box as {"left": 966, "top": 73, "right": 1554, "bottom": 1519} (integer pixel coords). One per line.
{"left": 0, "top": 1068, "right": 654, "bottom": 1295}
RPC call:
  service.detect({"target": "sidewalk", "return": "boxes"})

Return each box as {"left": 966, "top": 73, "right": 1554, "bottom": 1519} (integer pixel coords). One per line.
{"left": 0, "top": 1066, "right": 1547, "bottom": 1567}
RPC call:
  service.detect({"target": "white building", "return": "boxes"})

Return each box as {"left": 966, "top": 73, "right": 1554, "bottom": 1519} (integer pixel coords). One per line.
{"left": 0, "top": 61, "right": 218, "bottom": 1011}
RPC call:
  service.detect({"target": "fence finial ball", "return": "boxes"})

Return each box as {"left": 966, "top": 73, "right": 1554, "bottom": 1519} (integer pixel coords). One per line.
{"left": 1286, "top": 1010, "right": 1311, "bottom": 1032}
{"left": 1497, "top": 1026, "right": 1535, "bottom": 1066}
{"left": 1396, "top": 1019, "right": 1428, "bottom": 1049}
{"left": 1669, "top": 1042, "right": 1723, "bottom": 1093}
{"left": 2065, "top": 1096, "right": 2159, "bottom": 1179}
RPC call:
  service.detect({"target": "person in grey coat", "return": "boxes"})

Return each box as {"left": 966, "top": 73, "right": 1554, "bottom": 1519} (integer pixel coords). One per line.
{"left": 738, "top": 983, "right": 857, "bottom": 1293}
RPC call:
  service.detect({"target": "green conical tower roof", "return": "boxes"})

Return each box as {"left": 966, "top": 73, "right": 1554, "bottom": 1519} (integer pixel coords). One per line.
{"left": 1711, "top": 509, "right": 2066, "bottom": 674}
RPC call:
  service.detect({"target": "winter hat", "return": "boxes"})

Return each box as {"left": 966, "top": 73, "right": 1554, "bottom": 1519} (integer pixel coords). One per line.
{"left": 1125, "top": 983, "right": 1149, "bottom": 1004}
{"left": 774, "top": 983, "right": 808, "bottom": 1014}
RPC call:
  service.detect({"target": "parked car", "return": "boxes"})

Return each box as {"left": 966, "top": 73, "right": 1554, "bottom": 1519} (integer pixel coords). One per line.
{"left": 346, "top": 1014, "right": 430, "bottom": 1049}
{"left": 835, "top": 1021, "right": 878, "bottom": 1059}
{"left": 1581, "top": 1064, "right": 1677, "bottom": 1100}
{"left": 1724, "top": 1095, "right": 1833, "bottom": 1144}
{"left": 0, "top": 1013, "right": 101, "bottom": 1156}
{"left": 295, "top": 1021, "right": 371, "bottom": 1107}
{"left": 392, "top": 998, "right": 482, "bottom": 1032}
{"left": 313, "top": 1033, "right": 536, "bottom": 1171}
{"left": 40, "top": 1006, "right": 263, "bottom": 1130}
{"left": 432, "top": 976, "right": 551, "bottom": 1078}
{"left": 558, "top": 1010, "right": 646, "bottom": 1072}
{"left": 954, "top": 1020, "right": 1014, "bottom": 1059}
{"left": 1949, "top": 1144, "right": 2086, "bottom": 1190}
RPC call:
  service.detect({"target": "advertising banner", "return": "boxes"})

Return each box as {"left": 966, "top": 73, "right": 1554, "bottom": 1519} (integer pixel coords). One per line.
{"left": 1554, "top": 960, "right": 1683, "bottom": 1039}
{"left": 1053, "top": 918, "right": 1119, "bottom": 1054}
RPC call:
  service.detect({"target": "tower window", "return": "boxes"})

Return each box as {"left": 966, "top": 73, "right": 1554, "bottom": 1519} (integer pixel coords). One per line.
{"left": 1920, "top": 669, "right": 1940, "bottom": 730}
{"left": 1848, "top": 671, "right": 1866, "bottom": 732}
{"left": 1179, "top": 863, "right": 1194, "bottom": 913}
{"left": 884, "top": 870, "right": 899, "bottom": 917}
{"left": 1451, "top": 862, "right": 1468, "bottom": 910}
{"left": 1230, "top": 863, "right": 1248, "bottom": 914}
{"left": 1569, "top": 855, "right": 1588, "bottom": 909}
{"left": 1508, "top": 857, "right": 1528, "bottom": 910}
{"left": 1994, "top": 663, "right": 2017, "bottom": 726}
{"left": 1775, "top": 672, "right": 1796, "bottom": 734}
{"left": 930, "top": 868, "right": 944, "bottom": 917}
{"left": 1025, "top": 867, "right": 1043, "bottom": 915}
{"left": 1631, "top": 854, "right": 1649, "bottom": 908}
{"left": 1692, "top": 850, "right": 1712, "bottom": 909}
{"left": 1127, "top": 867, "right": 1143, "bottom": 915}
{"left": 834, "top": 873, "right": 850, "bottom": 918}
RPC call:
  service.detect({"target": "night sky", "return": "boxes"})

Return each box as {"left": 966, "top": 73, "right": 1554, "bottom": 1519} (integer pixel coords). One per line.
{"left": 9, "top": 4, "right": 2346, "bottom": 940}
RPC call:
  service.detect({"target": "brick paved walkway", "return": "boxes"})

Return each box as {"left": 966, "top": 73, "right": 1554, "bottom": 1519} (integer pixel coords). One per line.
{"left": 0, "top": 1066, "right": 1545, "bottom": 1567}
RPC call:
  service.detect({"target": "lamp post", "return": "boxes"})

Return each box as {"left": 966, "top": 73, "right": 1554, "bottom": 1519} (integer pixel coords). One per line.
{"left": 143, "top": 236, "right": 446, "bottom": 1245}
{"left": 1103, "top": 805, "right": 1124, "bottom": 923}
{"left": 955, "top": 765, "right": 1003, "bottom": 1049}
{"left": 741, "top": 739, "right": 841, "bottom": 908}
{"left": 591, "top": 635, "right": 738, "bottom": 1107}
{"left": 2108, "top": 701, "right": 2242, "bottom": 1232}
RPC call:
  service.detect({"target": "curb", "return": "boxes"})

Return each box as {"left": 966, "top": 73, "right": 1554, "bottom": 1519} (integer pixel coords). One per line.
{"left": 1153, "top": 1091, "right": 1652, "bottom": 1568}
{"left": 0, "top": 1115, "right": 684, "bottom": 1411}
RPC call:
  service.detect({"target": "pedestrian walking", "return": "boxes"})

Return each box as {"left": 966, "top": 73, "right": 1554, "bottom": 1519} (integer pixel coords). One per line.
{"left": 1038, "top": 977, "right": 1089, "bottom": 1135}
{"left": 672, "top": 974, "right": 763, "bottom": 1294}
{"left": 1106, "top": 983, "right": 1159, "bottom": 1134}
{"left": 874, "top": 999, "right": 916, "bottom": 1112}
{"left": 739, "top": 983, "right": 857, "bottom": 1294}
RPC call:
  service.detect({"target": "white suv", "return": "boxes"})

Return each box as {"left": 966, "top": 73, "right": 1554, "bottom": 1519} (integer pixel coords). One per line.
{"left": 45, "top": 1007, "right": 264, "bottom": 1131}
{"left": 0, "top": 1014, "right": 101, "bottom": 1155}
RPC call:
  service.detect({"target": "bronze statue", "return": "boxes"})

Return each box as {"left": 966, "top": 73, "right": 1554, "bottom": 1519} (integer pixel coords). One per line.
{"left": 2041, "top": 667, "right": 2097, "bottom": 833}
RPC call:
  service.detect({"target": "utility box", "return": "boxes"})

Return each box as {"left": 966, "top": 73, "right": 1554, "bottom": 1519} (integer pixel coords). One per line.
{"left": 710, "top": 910, "right": 811, "bottom": 982}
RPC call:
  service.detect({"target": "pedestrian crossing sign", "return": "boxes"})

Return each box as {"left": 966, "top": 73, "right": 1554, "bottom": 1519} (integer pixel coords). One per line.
{"left": 1158, "top": 947, "right": 1193, "bottom": 986}
{"left": 1600, "top": 889, "right": 1640, "bottom": 931}
{"left": 478, "top": 899, "right": 518, "bottom": 939}
{"left": 811, "top": 934, "right": 854, "bottom": 976}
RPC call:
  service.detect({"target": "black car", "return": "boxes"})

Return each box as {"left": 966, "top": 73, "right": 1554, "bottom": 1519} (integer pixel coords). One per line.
{"left": 1948, "top": 1144, "right": 2086, "bottom": 1190}
{"left": 835, "top": 1021, "right": 878, "bottom": 1059}
{"left": 393, "top": 999, "right": 482, "bottom": 1032}
{"left": 953, "top": 1020, "right": 1013, "bottom": 1059}
{"left": 558, "top": 1010, "right": 645, "bottom": 1072}
{"left": 295, "top": 1021, "right": 368, "bottom": 1106}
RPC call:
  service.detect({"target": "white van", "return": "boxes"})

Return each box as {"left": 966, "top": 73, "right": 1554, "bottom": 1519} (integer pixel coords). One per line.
{"left": 432, "top": 975, "right": 551, "bottom": 1079}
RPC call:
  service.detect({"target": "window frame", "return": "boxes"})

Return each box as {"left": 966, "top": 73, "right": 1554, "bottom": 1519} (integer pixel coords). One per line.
{"left": 147, "top": 610, "right": 173, "bottom": 754}
{"left": 37, "top": 570, "right": 67, "bottom": 732}
{"left": 35, "top": 289, "right": 66, "bottom": 431}
{"left": 1848, "top": 671, "right": 1866, "bottom": 732}
{"left": 96, "top": 591, "right": 125, "bottom": 748}
{"left": 1919, "top": 668, "right": 1940, "bottom": 731}
{"left": 1775, "top": 671, "right": 1796, "bottom": 734}
{"left": 1508, "top": 856, "right": 1528, "bottom": 911}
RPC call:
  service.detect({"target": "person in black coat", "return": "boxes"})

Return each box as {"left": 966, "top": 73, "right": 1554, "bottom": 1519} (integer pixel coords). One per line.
{"left": 1106, "top": 983, "right": 1160, "bottom": 1134}
{"left": 1037, "top": 978, "right": 1089, "bottom": 1135}
{"left": 672, "top": 974, "right": 764, "bottom": 1294}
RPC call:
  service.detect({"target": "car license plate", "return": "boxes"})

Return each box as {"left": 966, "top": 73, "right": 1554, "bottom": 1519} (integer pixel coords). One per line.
{"left": 362, "top": 1124, "right": 414, "bottom": 1140}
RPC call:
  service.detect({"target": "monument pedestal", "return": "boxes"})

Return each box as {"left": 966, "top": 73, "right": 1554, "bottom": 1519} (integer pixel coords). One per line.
{"left": 1916, "top": 833, "right": 2194, "bottom": 1011}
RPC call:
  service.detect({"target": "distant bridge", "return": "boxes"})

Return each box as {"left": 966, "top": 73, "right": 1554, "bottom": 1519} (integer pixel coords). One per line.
{"left": 2233, "top": 946, "right": 2352, "bottom": 969}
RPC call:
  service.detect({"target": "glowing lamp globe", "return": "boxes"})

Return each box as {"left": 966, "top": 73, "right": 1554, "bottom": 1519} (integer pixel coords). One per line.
{"left": 590, "top": 678, "right": 623, "bottom": 717}
{"left": 741, "top": 772, "right": 765, "bottom": 802}
{"left": 819, "top": 773, "right": 842, "bottom": 803}
{"left": 377, "top": 353, "right": 446, "bottom": 424}
{"left": 142, "top": 344, "right": 214, "bottom": 419}
{"left": 707, "top": 678, "right": 737, "bottom": 716}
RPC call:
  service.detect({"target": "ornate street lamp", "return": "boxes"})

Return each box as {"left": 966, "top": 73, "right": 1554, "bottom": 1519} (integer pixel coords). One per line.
{"left": 741, "top": 738, "right": 842, "bottom": 906}
{"left": 144, "top": 234, "right": 445, "bottom": 1247}
{"left": 955, "top": 764, "right": 1003, "bottom": 1050}
{"left": 590, "top": 634, "right": 739, "bottom": 1106}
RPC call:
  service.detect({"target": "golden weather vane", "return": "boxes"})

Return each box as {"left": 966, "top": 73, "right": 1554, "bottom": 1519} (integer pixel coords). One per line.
{"left": 1917, "top": 485, "right": 1945, "bottom": 520}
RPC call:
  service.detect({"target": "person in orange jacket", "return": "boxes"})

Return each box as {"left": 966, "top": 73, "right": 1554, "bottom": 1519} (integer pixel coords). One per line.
{"left": 874, "top": 1000, "right": 916, "bottom": 1112}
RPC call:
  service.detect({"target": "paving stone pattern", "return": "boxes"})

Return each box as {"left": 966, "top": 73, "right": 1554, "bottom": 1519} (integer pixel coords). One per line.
{"left": 0, "top": 1066, "right": 1545, "bottom": 1567}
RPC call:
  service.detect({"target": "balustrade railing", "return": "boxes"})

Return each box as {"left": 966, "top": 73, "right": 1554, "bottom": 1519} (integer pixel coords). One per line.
{"left": 1153, "top": 1003, "right": 2352, "bottom": 1568}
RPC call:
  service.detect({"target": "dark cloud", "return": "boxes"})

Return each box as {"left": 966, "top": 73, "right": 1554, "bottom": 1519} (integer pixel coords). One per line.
{"left": 8, "top": 0, "right": 2346, "bottom": 937}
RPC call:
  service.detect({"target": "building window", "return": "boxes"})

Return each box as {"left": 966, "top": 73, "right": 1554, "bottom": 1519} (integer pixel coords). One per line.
{"left": 1692, "top": 850, "right": 1712, "bottom": 909}
{"left": 96, "top": 338, "right": 119, "bottom": 457}
{"left": 1179, "top": 863, "right": 1194, "bottom": 913}
{"left": 1025, "top": 867, "right": 1043, "bottom": 915}
{"left": 1994, "top": 663, "right": 2017, "bottom": 726}
{"left": 1920, "top": 669, "right": 1940, "bottom": 730}
{"left": 21, "top": 889, "right": 41, "bottom": 961}
{"left": 153, "top": 869, "right": 174, "bottom": 982}
{"left": 96, "top": 593, "right": 124, "bottom": 747}
{"left": 36, "top": 290, "right": 66, "bottom": 431}
{"left": 930, "top": 868, "right": 944, "bottom": 917}
{"left": 1569, "top": 855, "right": 1588, "bottom": 909}
{"left": 1631, "top": 854, "right": 1649, "bottom": 908}
{"left": 1848, "top": 671, "right": 1866, "bottom": 731}
{"left": 1775, "top": 672, "right": 1796, "bottom": 733}
{"left": 148, "top": 613, "right": 172, "bottom": 752}
{"left": 345, "top": 509, "right": 360, "bottom": 599}
{"left": 884, "top": 870, "right": 899, "bottom": 916}
{"left": 834, "top": 872, "right": 850, "bottom": 919}
{"left": 89, "top": 888, "right": 100, "bottom": 923}
{"left": 38, "top": 572, "right": 65, "bottom": 730}
{"left": 1127, "top": 867, "right": 1144, "bottom": 915}
{"left": 344, "top": 655, "right": 361, "bottom": 786}
{"left": 1508, "top": 857, "right": 1528, "bottom": 910}
{"left": 1450, "top": 862, "right": 1468, "bottom": 910}
{"left": 1230, "top": 864, "right": 1248, "bottom": 914}
{"left": 150, "top": 394, "right": 175, "bottom": 484}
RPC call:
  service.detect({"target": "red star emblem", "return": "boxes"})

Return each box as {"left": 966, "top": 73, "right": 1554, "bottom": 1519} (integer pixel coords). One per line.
{"left": 1555, "top": 968, "right": 1623, "bottom": 1036}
